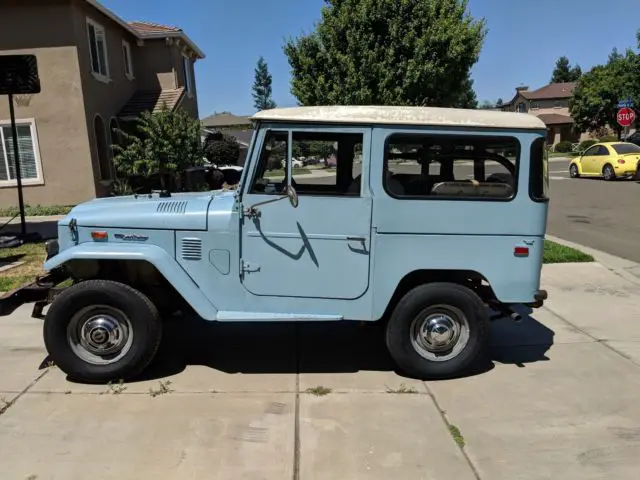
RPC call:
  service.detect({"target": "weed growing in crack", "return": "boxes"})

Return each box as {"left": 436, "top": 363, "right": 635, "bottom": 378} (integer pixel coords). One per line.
{"left": 100, "top": 379, "right": 127, "bottom": 395}
{"left": 149, "top": 380, "right": 173, "bottom": 398}
{"left": 448, "top": 424, "right": 465, "bottom": 448}
{"left": 306, "top": 386, "right": 332, "bottom": 396}
{"left": 385, "top": 384, "right": 419, "bottom": 394}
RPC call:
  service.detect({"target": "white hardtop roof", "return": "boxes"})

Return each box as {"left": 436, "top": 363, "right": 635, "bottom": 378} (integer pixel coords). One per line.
{"left": 252, "top": 106, "right": 547, "bottom": 130}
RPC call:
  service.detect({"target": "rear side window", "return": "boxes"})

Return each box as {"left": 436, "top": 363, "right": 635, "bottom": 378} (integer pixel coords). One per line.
{"left": 529, "top": 137, "right": 548, "bottom": 202}
{"left": 383, "top": 134, "right": 519, "bottom": 201}
{"left": 612, "top": 143, "right": 640, "bottom": 154}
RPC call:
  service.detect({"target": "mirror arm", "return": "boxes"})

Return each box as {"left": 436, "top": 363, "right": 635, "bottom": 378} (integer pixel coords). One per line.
{"left": 243, "top": 194, "right": 287, "bottom": 218}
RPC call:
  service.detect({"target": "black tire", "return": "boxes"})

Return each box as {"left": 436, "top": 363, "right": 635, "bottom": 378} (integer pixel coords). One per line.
{"left": 569, "top": 164, "right": 580, "bottom": 178}
{"left": 44, "top": 280, "right": 162, "bottom": 383}
{"left": 603, "top": 164, "right": 616, "bottom": 181}
{"left": 385, "top": 283, "right": 489, "bottom": 379}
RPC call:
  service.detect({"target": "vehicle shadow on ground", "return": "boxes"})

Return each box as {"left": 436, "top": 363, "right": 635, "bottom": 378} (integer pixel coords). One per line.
{"left": 134, "top": 305, "right": 555, "bottom": 383}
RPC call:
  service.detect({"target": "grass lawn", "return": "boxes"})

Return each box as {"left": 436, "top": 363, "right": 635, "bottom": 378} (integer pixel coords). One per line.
{"left": 264, "top": 168, "right": 311, "bottom": 178}
{"left": 543, "top": 240, "right": 594, "bottom": 264}
{"left": 0, "top": 242, "right": 46, "bottom": 292}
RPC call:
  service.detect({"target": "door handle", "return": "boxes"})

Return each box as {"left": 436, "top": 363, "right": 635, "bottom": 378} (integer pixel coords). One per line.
{"left": 347, "top": 236, "right": 366, "bottom": 242}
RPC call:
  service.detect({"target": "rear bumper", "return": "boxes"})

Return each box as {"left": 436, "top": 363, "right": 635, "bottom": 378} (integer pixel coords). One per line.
{"left": 526, "top": 289, "right": 548, "bottom": 309}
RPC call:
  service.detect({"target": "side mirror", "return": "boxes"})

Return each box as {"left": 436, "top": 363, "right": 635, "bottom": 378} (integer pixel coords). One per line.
{"left": 286, "top": 185, "right": 298, "bottom": 208}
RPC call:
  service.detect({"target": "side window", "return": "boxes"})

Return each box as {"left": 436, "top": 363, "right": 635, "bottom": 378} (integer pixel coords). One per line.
{"left": 583, "top": 145, "right": 598, "bottom": 156}
{"left": 384, "top": 134, "right": 519, "bottom": 200}
{"left": 250, "top": 130, "right": 363, "bottom": 196}
{"left": 530, "top": 137, "right": 548, "bottom": 202}
{"left": 596, "top": 145, "right": 609, "bottom": 156}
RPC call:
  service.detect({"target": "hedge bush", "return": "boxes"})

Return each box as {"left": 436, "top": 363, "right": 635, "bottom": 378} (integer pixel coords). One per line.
{"left": 554, "top": 141, "right": 573, "bottom": 153}
{"left": 599, "top": 135, "right": 619, "bottom": 142}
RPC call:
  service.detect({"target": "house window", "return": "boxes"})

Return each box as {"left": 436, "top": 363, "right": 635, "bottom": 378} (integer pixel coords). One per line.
{"left": 554, "top": 101, "right": 562, "bottom": 108}
{"left": 122, "top": 41, "right": 133, "bottom": 79}
{"left": 0, "top": 120, "right": 42, "bottom": 186}
{"left": 531, "top": 102, "right": 540, "bottom": 110}
{"left": 182, "top": 55, "right": 194, "bottom": 94}
{"left": 517, "top": 103, "right": 527, "bottom": 113}
{"left": 86, "top": 18, "right": 109, "bottom": 80}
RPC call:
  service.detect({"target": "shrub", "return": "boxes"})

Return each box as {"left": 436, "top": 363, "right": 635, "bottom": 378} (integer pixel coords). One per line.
{"left": 554, "top": 141, "right": 573, "bottom": 153}
{"left": 599, "top": 135, "right": 619, "bottom": 142}
{"left": 578, "top": 139, "right": 598, "bottom": 151}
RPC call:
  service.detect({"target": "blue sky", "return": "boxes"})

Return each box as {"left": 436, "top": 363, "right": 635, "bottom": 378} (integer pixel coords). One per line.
{"left": 101, "top": 0, "right": 640, "bottom": 118}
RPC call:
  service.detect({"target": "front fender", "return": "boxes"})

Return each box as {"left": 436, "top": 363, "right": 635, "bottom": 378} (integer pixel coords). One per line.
{"left": 44, "top": 243, "right": 219, "bottom": 320}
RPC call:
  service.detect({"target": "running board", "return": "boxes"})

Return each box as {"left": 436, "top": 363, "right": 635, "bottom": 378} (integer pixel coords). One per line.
{"left": 215, "top": 311, "right": 343, "bottom": 322}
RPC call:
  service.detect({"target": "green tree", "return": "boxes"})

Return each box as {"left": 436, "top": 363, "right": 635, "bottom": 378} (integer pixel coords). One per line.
{"left": 551, "top": 56, "right": 582, "bottom": 83}
{"left": 454, "top": 75, "right": 479, "bottom": 109}
{"left": 569, "top": 47, "right": 640, "bottom": 137}
{"left": 113, "top": 105, "right": 203, "bottom": 179}
{"left": 479, "top": 100, "right": 495, "bottom": 110}
{"left": 283, "top": 0, "right": 486, "bottom": 107}
{"left": 203, "top": 131, "right": 241, "bottom": 165}
{"left": 496, "top": 98, "right": 504, "bottom": 107}
{"left": 252, "top": 56, "right": 277, "bottom": 111}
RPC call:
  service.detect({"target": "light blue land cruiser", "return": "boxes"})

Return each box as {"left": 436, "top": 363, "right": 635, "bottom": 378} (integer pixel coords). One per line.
{"left": 0, "top": 106, "right": 549, "bottom": 382}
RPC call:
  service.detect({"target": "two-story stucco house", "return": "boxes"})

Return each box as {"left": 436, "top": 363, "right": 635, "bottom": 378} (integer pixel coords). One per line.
{"left": 0, "top": 0, "right": 205, "bottom": 207}
{"left": 500, "top": 82, "right": 589, "bottom": 145}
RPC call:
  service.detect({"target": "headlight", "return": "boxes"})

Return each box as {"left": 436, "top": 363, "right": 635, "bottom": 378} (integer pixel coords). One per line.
{"left": 45, "top": 239, "right": 59, "bottom": 260}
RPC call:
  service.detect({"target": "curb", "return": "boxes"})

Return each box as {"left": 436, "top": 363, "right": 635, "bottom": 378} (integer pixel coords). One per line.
{"left": 546, "top": 234, "right": 640, "bottom": 286}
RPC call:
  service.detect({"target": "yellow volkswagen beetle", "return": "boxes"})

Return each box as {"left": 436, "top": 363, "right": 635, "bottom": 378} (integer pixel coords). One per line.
{"left": 569, "top": 142, "right": 640, "bottom": 180}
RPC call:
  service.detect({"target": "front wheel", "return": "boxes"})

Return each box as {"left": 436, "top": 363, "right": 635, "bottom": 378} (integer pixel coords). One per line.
{"left": 385, "top": 283, "right": 490, "bottom": 379}
{"left": 44, "top": 280, "right": 162, "bottom": 383}
{"left": 569, "top": 164, "right": 580, "bottom": 178}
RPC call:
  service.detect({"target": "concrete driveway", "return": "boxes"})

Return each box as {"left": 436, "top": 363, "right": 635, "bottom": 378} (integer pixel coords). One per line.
{"left": 2, "top": 257, "right": 640, "bottom": 479}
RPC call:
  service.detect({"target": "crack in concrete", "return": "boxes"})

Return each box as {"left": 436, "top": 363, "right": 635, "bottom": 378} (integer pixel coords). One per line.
{"left": 422, "top": 382, "right": 482, "bottom": 480}
{"left": 292, "top": 323, "right": 301, "bottom": 480}
{"left": 542, "top": 305, "right": 640, "bottom": 368}
{"left": 0, "top": 368, "right": 50, "bottom": 418}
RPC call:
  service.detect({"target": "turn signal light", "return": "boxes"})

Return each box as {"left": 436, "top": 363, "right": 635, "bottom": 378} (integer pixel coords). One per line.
{"left": 91, "top": 231, "right": 108, "bottom": 240}
{"left": 617, "top": 159, "right": 626, "bottom": 164}
{"left": 514, "top": 246, "right": 529, "bottom": 257}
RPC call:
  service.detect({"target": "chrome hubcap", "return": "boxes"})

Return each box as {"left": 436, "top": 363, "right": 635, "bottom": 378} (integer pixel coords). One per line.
{"left": 410, "top": 306, "right": 469, "bottom": 362}
{"left": 67, "top": 306, "right": 133, "bottom": 365}
{"left": 80, "top": 315, "right": 128, "bottom": 356}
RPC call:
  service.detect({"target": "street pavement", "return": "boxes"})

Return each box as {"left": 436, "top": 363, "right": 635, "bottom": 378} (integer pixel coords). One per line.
{"left": 2, "top": 251, "right": 640, "bottom": 478}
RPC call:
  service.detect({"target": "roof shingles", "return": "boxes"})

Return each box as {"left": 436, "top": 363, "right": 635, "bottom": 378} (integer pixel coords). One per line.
{"left": 119, "top": 88, "right": 185, "bottom": 119}
{"left": 128, "top": 21, "right": 182, "bottom": 35}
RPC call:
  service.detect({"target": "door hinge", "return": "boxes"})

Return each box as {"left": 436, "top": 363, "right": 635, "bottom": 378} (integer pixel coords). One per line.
{"left": 241, "top": 260, "right": 261, "bottom": 275}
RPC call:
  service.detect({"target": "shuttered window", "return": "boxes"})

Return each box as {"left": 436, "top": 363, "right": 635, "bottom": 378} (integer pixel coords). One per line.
{"left": 0, "top": 121, "right": 41, "bottom": 184}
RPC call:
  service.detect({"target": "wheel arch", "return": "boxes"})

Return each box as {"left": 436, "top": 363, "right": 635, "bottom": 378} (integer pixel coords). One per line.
{"left": 45, "top": 244, "right": 219, "bottom": 320}
{"left": 377, "top": 269, "right": 496, "bottom": 323}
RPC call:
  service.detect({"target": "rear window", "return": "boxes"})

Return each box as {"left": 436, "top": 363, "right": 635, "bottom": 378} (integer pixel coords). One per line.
{"left": 383, "top": 134, "right": 519, "bottom": 201}
{"left": 612, "top": 143, "right": 640, "bottom": 154}
{"left": 529, "top": 137, "right": 548, "bottom": 202}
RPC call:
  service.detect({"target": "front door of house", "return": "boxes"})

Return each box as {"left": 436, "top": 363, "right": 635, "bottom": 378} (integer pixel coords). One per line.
{"left": 239, "top": 126, "right": 372, "bottom": 300}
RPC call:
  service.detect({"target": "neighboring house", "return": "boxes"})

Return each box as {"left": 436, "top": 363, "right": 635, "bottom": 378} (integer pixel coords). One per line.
{"left": 201, "top": 113, "right": 254, "bottom": 167}
{"left": 0, "top": 0, "right": 205, "bottom": 206}
{"left": 501, "top": 82, "right": 589, "bottom": 145}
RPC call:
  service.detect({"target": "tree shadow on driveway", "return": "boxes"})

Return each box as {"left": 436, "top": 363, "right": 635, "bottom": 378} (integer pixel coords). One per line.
{"left": 134, "top": 304, "right": 555, "bottom": 383}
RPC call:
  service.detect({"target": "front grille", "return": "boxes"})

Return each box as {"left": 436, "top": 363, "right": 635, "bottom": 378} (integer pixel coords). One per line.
{"left": 181, "top": 238, "right": 202, "bottom": 261}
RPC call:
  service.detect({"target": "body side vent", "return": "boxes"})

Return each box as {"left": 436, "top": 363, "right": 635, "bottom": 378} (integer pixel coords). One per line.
{"left": 181, "top": 237, "right": 203, "bottom": 261}
{"left": 157, "top": 201, "right": 188, "bottom": 214}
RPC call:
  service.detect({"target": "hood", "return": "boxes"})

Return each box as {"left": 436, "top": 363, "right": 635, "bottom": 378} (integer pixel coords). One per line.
{"left": 61, "top": 190, "right": 234, "bottom": 231}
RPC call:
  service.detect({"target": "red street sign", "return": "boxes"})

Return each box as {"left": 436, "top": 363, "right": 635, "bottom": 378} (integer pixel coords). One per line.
{"left": 617, "top": 107, "right": 636, "bottom": 127}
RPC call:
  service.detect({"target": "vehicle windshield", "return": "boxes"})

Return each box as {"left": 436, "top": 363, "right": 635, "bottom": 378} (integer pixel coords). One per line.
{"left": 612, "top": 143, "right": 640, "bottom": 154}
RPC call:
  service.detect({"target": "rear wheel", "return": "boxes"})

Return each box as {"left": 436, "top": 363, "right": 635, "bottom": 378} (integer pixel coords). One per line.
{"left": 603, "top": 164, "right": 616, "bottom": 181}
{"left": 569, "top": 164, "right": 580, "bottom": 178}
{"left": 385, "top": 283, "right": 490, "bottom": 379}
{"left": 44, "top": 280, "right": 162, "bottom": 383}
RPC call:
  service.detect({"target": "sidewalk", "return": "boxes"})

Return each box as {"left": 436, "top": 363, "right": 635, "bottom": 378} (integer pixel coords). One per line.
{"left": 1, "top": 239, "right": 640, "bottom": 479}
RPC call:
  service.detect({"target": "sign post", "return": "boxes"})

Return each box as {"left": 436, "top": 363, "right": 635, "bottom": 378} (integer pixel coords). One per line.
{"left": 0, "top": 55, "right": 41, "bottom": 239}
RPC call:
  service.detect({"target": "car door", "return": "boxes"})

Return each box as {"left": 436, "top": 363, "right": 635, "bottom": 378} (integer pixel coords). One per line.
{"left": 592, "top": 144, "right": 611, "bottom": 175}
{"left": 239, "top": 126, "right": 372, "bottom": 300}
{"left": 579, "top": 145, "right": 600, "bottom": 174}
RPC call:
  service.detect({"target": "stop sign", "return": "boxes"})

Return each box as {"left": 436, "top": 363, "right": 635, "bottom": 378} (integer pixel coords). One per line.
{"left": 617, "top": 107, "right": 636, "bottom": 127}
